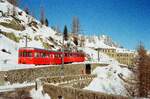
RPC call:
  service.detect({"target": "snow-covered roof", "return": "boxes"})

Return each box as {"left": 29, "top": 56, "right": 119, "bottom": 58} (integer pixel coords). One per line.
{"left": 116, "top": 48, "right": 135, "bottom": 54}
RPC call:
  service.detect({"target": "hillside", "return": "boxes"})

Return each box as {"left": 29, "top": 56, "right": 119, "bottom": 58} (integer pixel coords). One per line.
{"left": 0, "top": 0, "right": 131, "bottom": 69}
{"left": 0, "top": 0, "right": 136, "bottom": 98}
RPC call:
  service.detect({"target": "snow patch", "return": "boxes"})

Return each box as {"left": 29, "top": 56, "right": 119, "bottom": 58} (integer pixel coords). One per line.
{"left": 84, "top": 61, "right": 132, "bottom": 96}
{"left": 30, "top": 86, "right": 51, "bottom": 99}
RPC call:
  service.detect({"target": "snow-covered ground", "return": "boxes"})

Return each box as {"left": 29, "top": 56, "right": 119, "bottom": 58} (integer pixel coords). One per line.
{"left": 0, "top": 82, "right": 51, "bottom": 99}
{"left": 81, "top": 47, "right": 115, "bottom": 63}
{"left": 0, "top": 82, "right": 35, "bottom": 92}
{"left": 30, "top": 86, "right": 51, "bottom": 99}
{"left": 84, "top": 61, "right": 132, "bottom": 96}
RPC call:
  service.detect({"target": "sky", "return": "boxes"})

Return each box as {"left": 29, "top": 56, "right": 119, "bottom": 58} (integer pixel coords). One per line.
{"left": 19, "top": 0, "right": 150, "bottom": 50}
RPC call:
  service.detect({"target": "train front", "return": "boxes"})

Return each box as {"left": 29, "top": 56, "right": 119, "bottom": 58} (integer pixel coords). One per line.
{"left": 18, "top": 47, "right": 34, "bottom": 64}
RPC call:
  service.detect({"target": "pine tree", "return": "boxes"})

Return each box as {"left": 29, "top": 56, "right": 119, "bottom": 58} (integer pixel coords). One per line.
{"left": 24, "top": 7, "right": 29, "bottom": 15}
{"left": 45, "top": 18, "right": 49, "bottom": 26}
{"left": 63, "top": 25, "right": 68, "bottom": 41}
{"left": 136, "top": 44, "right": 150, "bottom": 97}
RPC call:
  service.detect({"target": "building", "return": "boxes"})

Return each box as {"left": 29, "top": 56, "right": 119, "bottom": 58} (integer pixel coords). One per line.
{"left": 95, "top": 47, "right": 135, "bottom": 66}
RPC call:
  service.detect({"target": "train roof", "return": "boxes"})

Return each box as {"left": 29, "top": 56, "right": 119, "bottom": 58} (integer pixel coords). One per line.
{"left": 19, "top": 47, "right": 51, "bottom": 51}
{"left": 19, "top": 47, "right": 85, "bottom": 54}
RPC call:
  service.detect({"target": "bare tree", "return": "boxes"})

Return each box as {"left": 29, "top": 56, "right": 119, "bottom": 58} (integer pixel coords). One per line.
{"left": 7, "top": 0, "right": 18, "bottom": 16}
{"left": 40, "top": 6, "right": 45, "bottom": 25}
{"left": 72, "top": 16, "right": 80, "bottom": 34}
{"left": 135, "top": 44, "right": 150, "bottom": 97}
{"left": 80, "top": 35, "right": 85, "bottom": 47}
{"left": 56, "top": 25, "right": 61, "bottom": 33}
{"left": 7, "top": 6, "right": 11, "bottom": 16}
{"left": 72, "top": 16, "right": 80, "bottom": 46}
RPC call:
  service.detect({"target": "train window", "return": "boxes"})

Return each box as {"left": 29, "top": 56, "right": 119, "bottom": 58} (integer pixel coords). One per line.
{"left": 25, "top": 52, "right": 32, "bottom": 57}
{"left": 54, "top": 54, "right": 57, "bottom": 58}
{"left": 39, "top": 53, "right": 42, "bottom": 57}
{"left": 19, "top": 52, "right": 22, "bottom": 57}
{"left": 42, "top": 53, "right": 46, "bottom": 57}
{"left": 21, "top": 52, "right": 23, "bottom": 57}
{"left": 59, "top": 54, "right": 61, "bottom": 58}
{"left": 35, "top": 52, "right": 38, "bottom": 57}
{"left": 57, "top": 54, "right": 59, "bottom": 58}
{"left": 28, "top": 52, "right": 32, "bottom": 57}
{"left": 56, "top": 54, "right": 59, "bottom": 58}
{"left": 52, "top": 54, "right": 54, "bottom": 58}
{"left": 23, "top": 52, "right": 26, "bottom": 57}
{"left": 35, "top": 52, "right": 40, "bottom": 57}
{"left": 46, "top": 53, "right": 49, "bottom": 58}
{"left": 26, "top": 52, "right": 29, "bottom": 57}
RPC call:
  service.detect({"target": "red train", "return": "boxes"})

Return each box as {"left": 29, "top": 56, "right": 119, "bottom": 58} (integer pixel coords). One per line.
{"left": 18, "top": 47, "right": 85, "bottom": 65}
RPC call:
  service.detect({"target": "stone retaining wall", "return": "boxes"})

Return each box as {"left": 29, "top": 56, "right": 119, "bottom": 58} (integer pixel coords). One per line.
{"left": 43, "top": 83, "right": 130, "bottom": 99}
{"left": 0, "top": 63, "right": 107, "bottom": 84}
{"left": 40, "top": 74, "right": 96, "bottom": 88}
{"left": 40, "top": 74, "right": 96, "bottom": 84}
{"left": 0, "top": 73, "right": 130, "bottom": 99}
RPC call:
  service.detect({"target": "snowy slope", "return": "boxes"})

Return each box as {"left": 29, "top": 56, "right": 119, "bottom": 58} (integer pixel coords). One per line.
{"left": 80, "top": 47, "right": 115, "bottom": 64}
{"left": 0, "top": 0, "right": 133, "bottom": 69}
{"left": 84, "top": 61, "right": 133, "bottom": 96}
{"left": 0, "top": 0, "right": 62, "bottom": 66}
{"left": 84, "top": 35, "right": 119, "bottom": 49}
{"left": 0, "top": 34, "right": 18, "bottom": 64}
{"left": 30, "top": 86, "right": 51, "bottom": 99}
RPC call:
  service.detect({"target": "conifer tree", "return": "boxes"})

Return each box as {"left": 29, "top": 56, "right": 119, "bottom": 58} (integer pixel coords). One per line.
{"left": 45, "top": 18, "right": 49, "bottom": 26}
{"left": 24, "top": 7, "right": 29, "bottom": 15}
{"left": 63, "top": 25, "right": 68, "bottom": 41}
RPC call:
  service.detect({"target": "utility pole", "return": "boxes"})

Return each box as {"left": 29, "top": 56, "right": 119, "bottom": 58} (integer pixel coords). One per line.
{"left": 24, "top": 33, "right": 28, "bottom": 47}
{"left": 98, "top": 49, "right": 100, "bottom": 62}
{"left": 62, "top": 36, "right": 64, "bottom": 69}
{"left": 61, "top": 33, "right": 64, "bottom": 76}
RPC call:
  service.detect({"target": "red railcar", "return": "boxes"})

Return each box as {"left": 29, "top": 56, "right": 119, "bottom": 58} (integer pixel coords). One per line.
{"left": 18, "top": 47, "right": 85, "bottom": 65}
